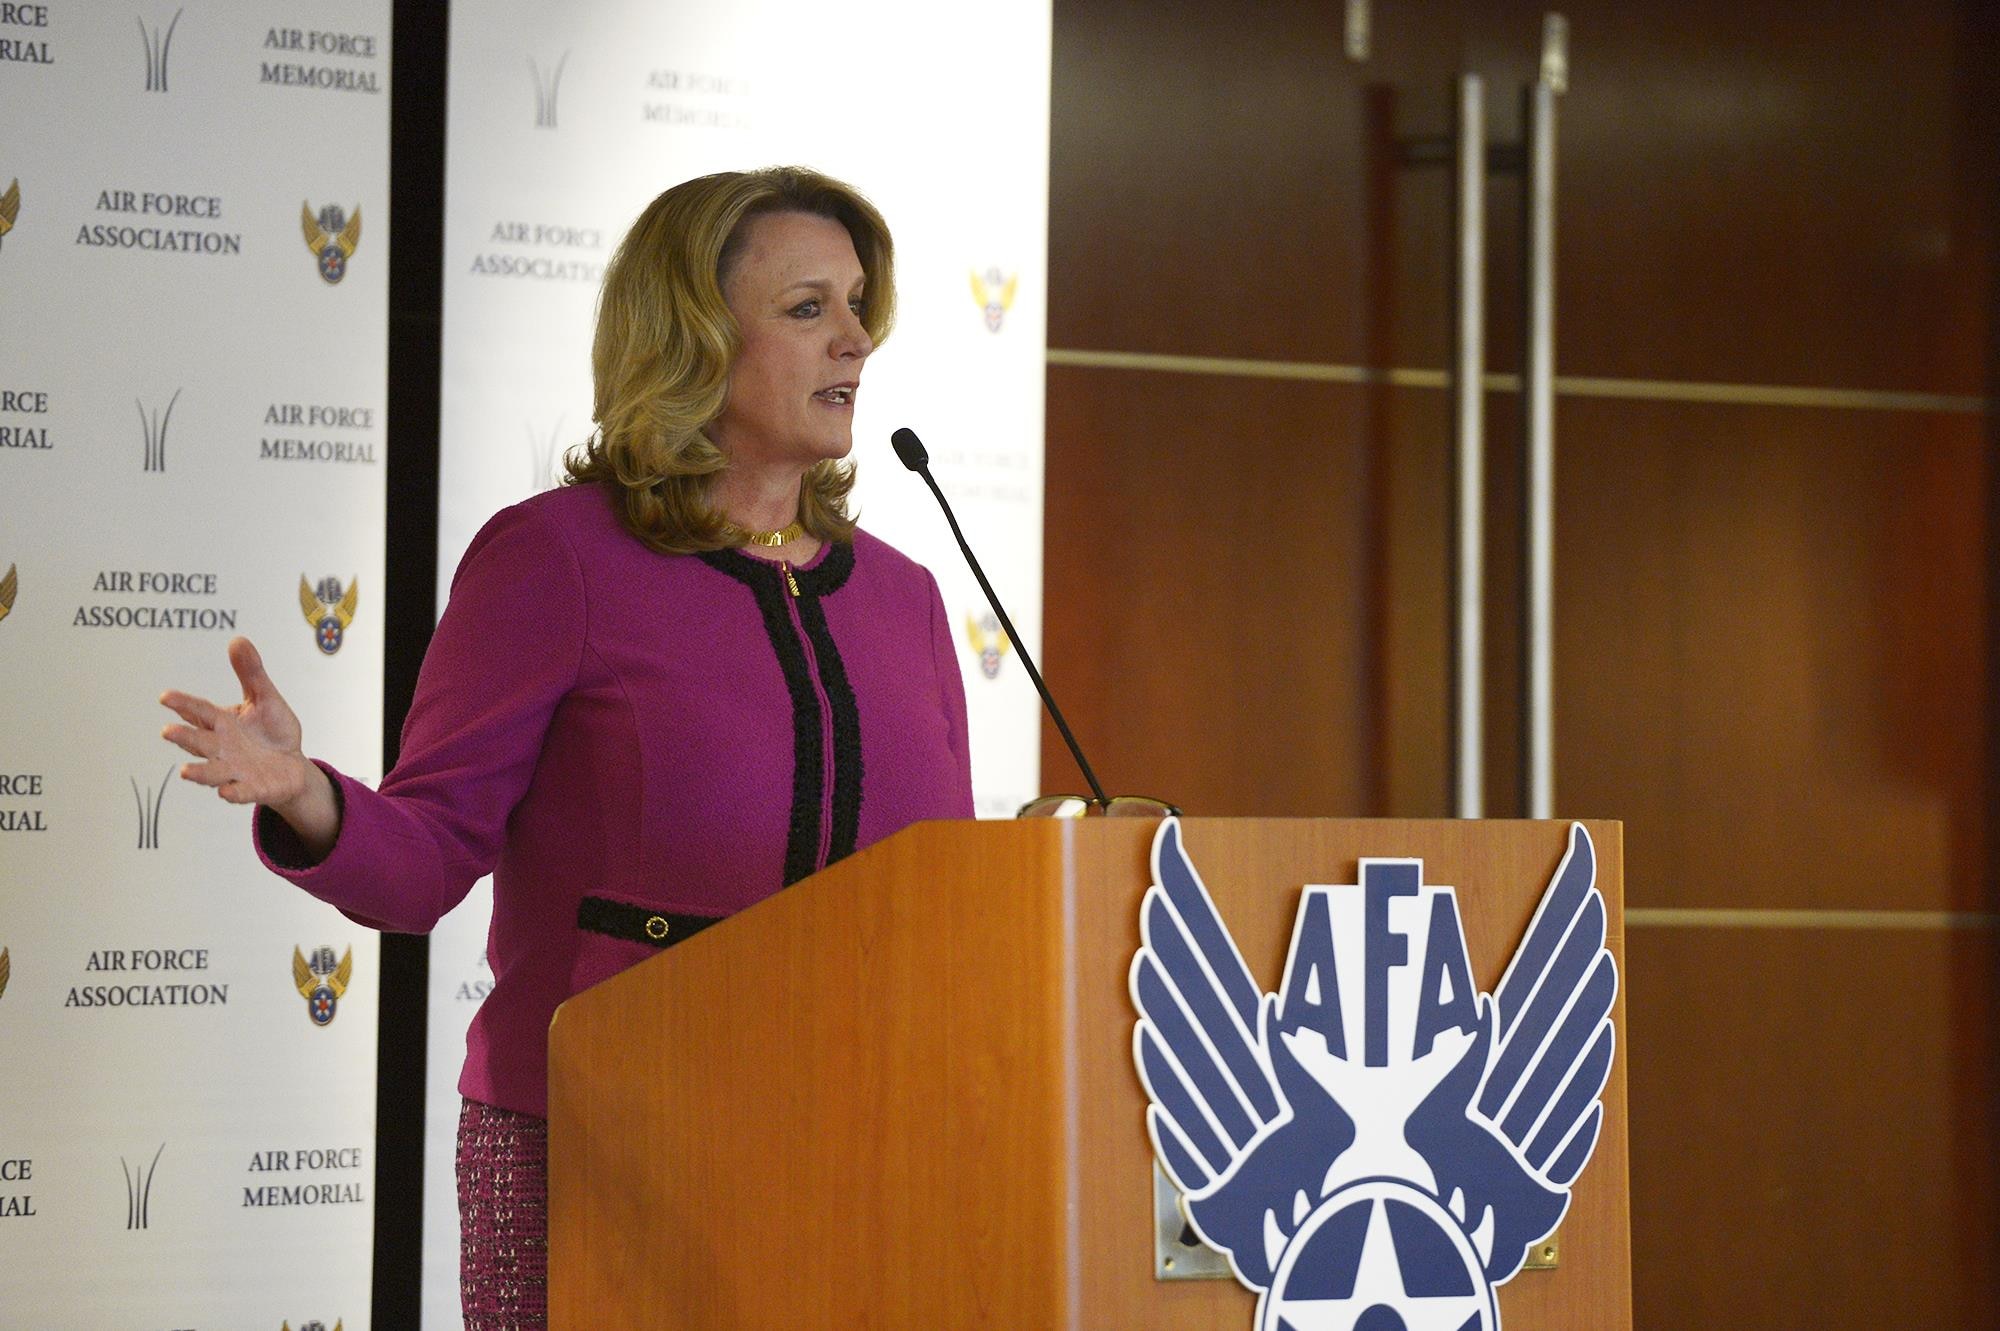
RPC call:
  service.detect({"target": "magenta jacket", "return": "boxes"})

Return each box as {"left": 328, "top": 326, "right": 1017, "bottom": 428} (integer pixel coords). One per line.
{"left": 256, "top": 483, "right": 975, "bottom": 1117}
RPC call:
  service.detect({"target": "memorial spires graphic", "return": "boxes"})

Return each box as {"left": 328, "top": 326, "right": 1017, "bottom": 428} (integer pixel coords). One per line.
{"left": 527, "top": 417, "right": 564, "bottom": 492}
{"left": 138, "top": 8, "right": 182, "bottom": 92}
{"left": 138, "top": 389, "right": 180, "bottom": 473}
{"left": 122, "top": 1143, "right": 164, "bottom": 1230}
{"left": 131, "top": 767, "right": 170, "bottom": 849}
{"left": 529, "top": 51, "right": 569, "bottom": 128}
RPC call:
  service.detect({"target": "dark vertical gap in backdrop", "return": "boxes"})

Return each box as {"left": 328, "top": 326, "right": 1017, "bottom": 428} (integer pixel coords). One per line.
{"left": 1970, "top": 0, "right": 2000, "bottom": 1309}
{"left": 376, "top": 0, "right": 449, "bottom": 1325}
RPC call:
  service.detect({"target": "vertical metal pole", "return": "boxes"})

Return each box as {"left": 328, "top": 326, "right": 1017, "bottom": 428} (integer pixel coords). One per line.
{"left": 1454, "top": 74, "right": 1486, "bottom": 819}
{"left": 1523, "top": 22, "right": 1563, "bottom": 820}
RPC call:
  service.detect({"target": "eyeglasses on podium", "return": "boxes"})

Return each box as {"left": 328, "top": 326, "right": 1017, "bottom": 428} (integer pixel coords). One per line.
{"left": 1016, "top": 795, "right": 1182, "bottom": 819}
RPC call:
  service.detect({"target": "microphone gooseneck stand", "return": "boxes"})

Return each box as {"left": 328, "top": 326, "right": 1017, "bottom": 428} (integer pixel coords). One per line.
{"left": 890, "top": 426, "right": 1110, "bottom": 809}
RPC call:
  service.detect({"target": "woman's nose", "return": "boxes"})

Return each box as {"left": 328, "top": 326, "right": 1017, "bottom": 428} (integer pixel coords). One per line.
{"left": 834, "top": 307, "right": 873, "bottom": 360}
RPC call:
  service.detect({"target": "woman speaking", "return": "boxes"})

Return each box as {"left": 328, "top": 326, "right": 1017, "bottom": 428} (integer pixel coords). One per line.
{"left": 159, "top": 167, "right": 975, "bottom": 1330}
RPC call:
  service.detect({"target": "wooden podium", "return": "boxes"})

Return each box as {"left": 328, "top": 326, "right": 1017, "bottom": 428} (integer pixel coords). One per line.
{"left": 548, "top": 818, "right": 1630, "bottom": 1328}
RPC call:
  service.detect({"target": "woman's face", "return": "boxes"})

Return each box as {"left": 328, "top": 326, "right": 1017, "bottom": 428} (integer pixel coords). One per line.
{"left": 711, "top": 210, "right": 873, "bottom": 475}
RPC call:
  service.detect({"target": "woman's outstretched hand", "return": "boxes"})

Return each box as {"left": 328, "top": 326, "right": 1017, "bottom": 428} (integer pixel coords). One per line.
{"left": 161, "top": 636, "right": 340, "bottom": 856}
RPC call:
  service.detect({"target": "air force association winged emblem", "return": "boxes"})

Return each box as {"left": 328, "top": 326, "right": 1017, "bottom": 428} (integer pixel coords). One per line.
{"left": 300, "top": 575, "right": 357, "bottom": 655}
{"left": 963, "top": 611, "right": 1010, "bottom": 679}
{"left": 969, "top": 266, "right": 1017, "bottom": 332}
{"left": 1132, "top": 821, "right": 1617, "bottom": 1331}
{"left": 301, "top": 201, "right": 362, "bottom": 284}
{"left": 0, "top": 178, "right": 19, "bottom": 253}
{"left": 293, "top": 945, "right": 352, "bottom": 1027}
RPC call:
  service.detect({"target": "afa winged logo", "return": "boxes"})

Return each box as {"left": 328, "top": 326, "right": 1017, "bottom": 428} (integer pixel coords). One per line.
{"left": 963, "top": 611, "right": 1010, "bottom": 680}
{"left": 300, "top": 575, "right": 358, "bottom": 655}
{"left": 301, "top": 201, "right": 362, "bottom": 284}
{"left": 293, "top": 945, "right": 352, "bottom": 1027}
{"left": 969, "top": 266, "right": 1017, "bottom": 333}
{"left": 1132, "top": 821, "right": 1617, "bottom": 1331}
{"left": 0, "top": 178, "right": 19, "bottom": 253}
{"left": 282, "top": 1321, "right": 343, "bottom": 1331}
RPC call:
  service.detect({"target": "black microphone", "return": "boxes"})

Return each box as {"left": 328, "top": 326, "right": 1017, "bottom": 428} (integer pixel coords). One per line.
{"left": 890, "top": 427, "right": 1110, "bottom": 807}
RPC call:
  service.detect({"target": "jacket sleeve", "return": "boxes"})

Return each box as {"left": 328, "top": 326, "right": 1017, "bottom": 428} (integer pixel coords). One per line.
{"left": 925, "top": 568, "right": 977, "bottom": 817}
{"left": 252, "top": 500, "right": 587, "bottom": 932}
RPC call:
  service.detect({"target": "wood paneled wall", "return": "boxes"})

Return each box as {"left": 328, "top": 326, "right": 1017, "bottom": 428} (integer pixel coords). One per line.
{"left": 1043, "top": 0, "right": 1997, "bottom": 1323}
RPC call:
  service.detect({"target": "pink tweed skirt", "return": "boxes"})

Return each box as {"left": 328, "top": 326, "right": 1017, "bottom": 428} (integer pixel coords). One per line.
{"left": 456, "top": 1098, "right": 549, "bottom": 1331}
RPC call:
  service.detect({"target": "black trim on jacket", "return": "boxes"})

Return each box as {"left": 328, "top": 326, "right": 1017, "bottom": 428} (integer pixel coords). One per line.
{"left": 696, "top": 541, "right": 863, "bottom": 884}
{"left": 576, "top": 896, "right": 723, "bottom": 949}
{"left": 794, "top": 592, "right": 864, "bottom": 864}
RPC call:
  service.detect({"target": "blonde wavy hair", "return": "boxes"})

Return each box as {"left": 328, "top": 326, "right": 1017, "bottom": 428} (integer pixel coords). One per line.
{"left": 566, "top": 166, "right": 896, "bottom": 553}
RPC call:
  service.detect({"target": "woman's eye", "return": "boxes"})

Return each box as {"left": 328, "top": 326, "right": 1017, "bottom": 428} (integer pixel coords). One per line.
{"left": 790, "top": 300, "right": 821, "bottom": 318}
{"left": 849, "top": 299, "right": 866, "bottom": 316}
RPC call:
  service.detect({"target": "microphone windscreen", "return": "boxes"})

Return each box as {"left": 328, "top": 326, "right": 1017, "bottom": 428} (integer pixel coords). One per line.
{"left": 889, "top": 427, "right": 929, "bottom": 472}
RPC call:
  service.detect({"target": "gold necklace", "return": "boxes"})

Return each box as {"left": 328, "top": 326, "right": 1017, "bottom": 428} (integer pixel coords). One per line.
{"left": 741, "top": 521, "right": 805, "bottom": 548}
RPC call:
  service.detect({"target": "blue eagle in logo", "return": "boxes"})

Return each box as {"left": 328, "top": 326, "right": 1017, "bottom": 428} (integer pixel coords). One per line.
{"left": 1131, "top": 821, "right": 1617, "bottom": 1330}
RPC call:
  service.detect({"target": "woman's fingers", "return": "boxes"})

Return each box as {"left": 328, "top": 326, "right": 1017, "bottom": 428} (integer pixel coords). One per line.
{"left": 228, "top": 636, "right": 275, "bottom": 704}
{"left": 198, "top": 769, "right": 259, "bottom": 804}
{"left": 158, "top": 689, "right": 222, "bottom": 729}
{"left": 162, "top": 639, "right": 304, "bottom": 798}
{"left": 177, "top": 758, "right": 229, "bottom": 788}
{"left": 178, "top": 754, "right": 287, "bottom": 804}
{"left": 161, "top": 723, "right": 219, "bottom": 759}
{"left": 221, "top": 636, "right": 303, "bottom": 750}
{"left": 162, "top": 694, "right": 228, "bottom": 788}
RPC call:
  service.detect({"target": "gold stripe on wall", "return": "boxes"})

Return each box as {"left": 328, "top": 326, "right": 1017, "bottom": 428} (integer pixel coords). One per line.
{"left": 1046, "top": 348, "right": 1989, "bottom": 415}
{"left": 1627, "top": 907, "right": 1998, "bottom": 930}
{"left": 1046, "top": 348, "right": 1449, "bottom": 389}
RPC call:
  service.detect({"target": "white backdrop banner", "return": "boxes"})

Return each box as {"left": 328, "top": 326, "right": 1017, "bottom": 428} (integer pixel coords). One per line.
{"left": 0, "top": 3, "right": 390, "bottom": 1329}
{"left": 425, "top": 0, "right": 1051, "bottom": 1323}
